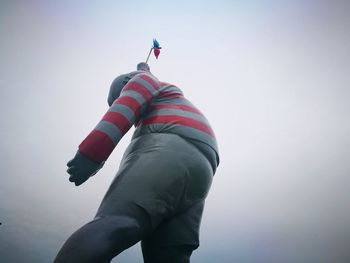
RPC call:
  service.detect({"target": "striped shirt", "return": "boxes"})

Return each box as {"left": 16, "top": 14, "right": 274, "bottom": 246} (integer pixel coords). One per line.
{"left": 79, "top": 72, "right": 219, "bottom": 167}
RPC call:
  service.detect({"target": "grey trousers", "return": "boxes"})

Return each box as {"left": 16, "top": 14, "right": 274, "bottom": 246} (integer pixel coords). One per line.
{"left": 55, "top": 133, "right": 214, "bottom": 263}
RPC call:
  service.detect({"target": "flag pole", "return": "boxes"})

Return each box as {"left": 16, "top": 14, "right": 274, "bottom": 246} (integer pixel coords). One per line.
{"left": 145, "top": 47, "right": 153, "bottom": 64}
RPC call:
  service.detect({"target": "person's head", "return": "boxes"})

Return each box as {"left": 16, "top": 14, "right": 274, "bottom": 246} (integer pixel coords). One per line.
{"left": 107, "top": 62, "right": 151, "bottom": 106}
{"left": 137, "top": 62, "right": 150, "bottom": 72}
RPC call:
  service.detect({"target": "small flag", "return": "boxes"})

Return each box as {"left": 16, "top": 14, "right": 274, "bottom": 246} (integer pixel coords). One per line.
{"left": 154, "top": 48, "right": 161, "bottom": 59}
{"left": 146, "top": 39, "right": 162, "bottom": 63}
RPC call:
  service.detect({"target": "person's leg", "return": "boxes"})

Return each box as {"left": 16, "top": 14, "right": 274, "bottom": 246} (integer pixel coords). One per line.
{"left": 54, "top": 204, "right": 151, "bottom": 263}
{"left": 139, "top": 137, "right": 214, "bottom": 262}
{"left": 141, "top": 201, "right": 205, "bottom": 263}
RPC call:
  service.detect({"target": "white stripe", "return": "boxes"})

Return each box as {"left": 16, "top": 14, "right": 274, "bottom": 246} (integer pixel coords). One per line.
{"left": 120, "top": 90, "right": 146, "bottom": 105}
{"left": 146, "top": 108, "right": 210, "bottom": 126}
{"left": 94, "top": 121, "right": 122, "bottom": 145}
{"left": 160, "top": 85, "right": 183, "bottom": 95}
{"left": 130, "top": 77, "right": 159, "bottom": 95}
{"left": 108, "top": 104, "right": 136, "bottom": 123}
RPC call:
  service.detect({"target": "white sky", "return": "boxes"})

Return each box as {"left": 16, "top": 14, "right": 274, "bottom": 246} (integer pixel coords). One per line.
{"left": 0, "top": 1, "right": 349, "bottom": 262}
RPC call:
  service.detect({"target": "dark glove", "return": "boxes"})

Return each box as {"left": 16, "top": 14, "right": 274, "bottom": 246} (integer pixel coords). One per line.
{"left": 66, "top": 151, "right": 104, "bottom": 186}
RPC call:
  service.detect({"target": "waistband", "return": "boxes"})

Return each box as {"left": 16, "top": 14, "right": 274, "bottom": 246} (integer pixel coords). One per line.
{"left": 129, "top": 133, "right": 218, "bottom": 174}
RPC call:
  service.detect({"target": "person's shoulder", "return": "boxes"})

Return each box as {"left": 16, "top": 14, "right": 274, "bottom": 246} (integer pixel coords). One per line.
{"left": 131, "top": 72, "right": 160, "bottom": 90}
{"left": 133, "top": 71, "right": 157, "bottom": 79}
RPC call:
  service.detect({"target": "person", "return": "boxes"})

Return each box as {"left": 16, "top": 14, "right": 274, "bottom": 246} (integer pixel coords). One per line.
{"left": 54, "top": 62, "right": 219, "bottom": 263}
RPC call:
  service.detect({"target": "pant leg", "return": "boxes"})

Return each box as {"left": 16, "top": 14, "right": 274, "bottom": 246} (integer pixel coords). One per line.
{"left": 54, "top": 204, "right": 151, "bottom": 263}
{"left": 141, "top": 201, "right": 205, "bottom": 263}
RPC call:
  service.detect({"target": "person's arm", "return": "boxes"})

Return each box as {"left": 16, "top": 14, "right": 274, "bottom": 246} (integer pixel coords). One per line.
{"left": 67, "top": 73, "right": 160, "bottom": 186}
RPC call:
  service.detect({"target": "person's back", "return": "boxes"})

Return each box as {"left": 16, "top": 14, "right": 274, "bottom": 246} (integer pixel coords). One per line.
{"left": 55, "top": 63, "right": 219, "bottom": 263}
{"left": 132, "top": 80, "right": 219, "bottom": 172}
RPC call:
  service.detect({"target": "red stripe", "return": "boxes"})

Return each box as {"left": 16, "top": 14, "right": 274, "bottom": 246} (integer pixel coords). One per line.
{"left": 158, "top": 92, "right": 184, "bottom": 99}
{"left": 151, "top": 104, "right": 204, "bottom": 116}
{"left": 102, "top": 112, "right": 130, "bottom": 134}
{"left": 123, "top": 81, "right": 153, "bottom": 101}
{"left": 79, "top": 130, "right": 115, "bottom": 162}
{"left": 142, "top": 115, "right": 215, "bottom": 137}
{"left": 115, "top": 96, "right": 140, "bottom": 117}
{"left": 138, "top": 74, "right": 160, "bottom": 90}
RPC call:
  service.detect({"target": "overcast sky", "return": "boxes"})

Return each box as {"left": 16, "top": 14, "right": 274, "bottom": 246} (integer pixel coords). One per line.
{"left": 0, "top": 0, "right": 349, "bottom": 262}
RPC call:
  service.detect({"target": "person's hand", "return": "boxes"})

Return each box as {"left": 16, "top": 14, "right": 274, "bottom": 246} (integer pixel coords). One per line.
{"left": 66, "top": 151, "right": 104, "bottom": 186}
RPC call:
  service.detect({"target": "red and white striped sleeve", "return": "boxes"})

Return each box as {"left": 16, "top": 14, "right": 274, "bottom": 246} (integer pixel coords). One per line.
{"left": 78, "top": 73, "right": 160, "bottom": 163}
